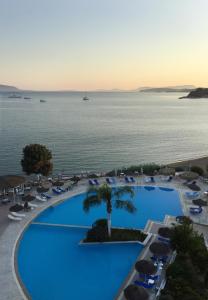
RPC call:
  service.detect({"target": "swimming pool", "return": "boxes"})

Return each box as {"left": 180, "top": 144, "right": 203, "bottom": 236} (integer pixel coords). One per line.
{"left": 16, "top": 186, "right": 182, "bottom": 300}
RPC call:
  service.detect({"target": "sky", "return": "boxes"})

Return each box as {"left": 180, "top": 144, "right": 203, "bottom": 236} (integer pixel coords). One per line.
{"left": 0, "top": 0, "right": 208, "bottom": 91}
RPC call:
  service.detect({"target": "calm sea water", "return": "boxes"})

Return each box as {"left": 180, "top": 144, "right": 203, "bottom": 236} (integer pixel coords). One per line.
{"left": 1, "top": 91, "right": 208, "bottom": 175}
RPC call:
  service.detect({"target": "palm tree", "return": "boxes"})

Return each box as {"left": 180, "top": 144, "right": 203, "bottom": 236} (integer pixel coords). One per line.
{"left": 83, "top": 183, "right": 136, "bottom": 237}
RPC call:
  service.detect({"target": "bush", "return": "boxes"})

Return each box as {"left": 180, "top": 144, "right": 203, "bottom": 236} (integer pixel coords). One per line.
{"left": 190, "top": 166, "right": 204, "bottom": 176}
{"left": 160, "top": 223, "right": 208, "bottom": 300}
{"left": 107, "top": 163, "right": 162, "bottom": 176}
{"left": 84, "top": 219, "right": 147, "bottom": 243}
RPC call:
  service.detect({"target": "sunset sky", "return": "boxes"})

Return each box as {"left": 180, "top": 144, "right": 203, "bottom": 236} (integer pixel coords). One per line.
{"left": 0, "top": 0, "right": 208, "bottom": 91}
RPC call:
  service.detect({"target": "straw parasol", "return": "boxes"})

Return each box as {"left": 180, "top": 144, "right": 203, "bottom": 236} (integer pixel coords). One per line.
{"left": 180, "top": 171, "right": 199, "bottom": 181}
{"left": 0, "top": 175, "right": 25, "bottom": 190}
{"left": 192, "top": 199, "right": 207, "bottom": 206}
{"left": 9, "top": 204, "right": 24, "bottom": 212}
{"left": 149, "top": 242, "right": 170, "bottom": 256}
{"left": 135, "top": 260, "right": 157, "bottom": 276}
{"left": 158, "top": 227, "right": 172, "bottom": 239}
{"left": 37, "top": 186, "right": 49, "bottom": 193}
{"left": 22, "top": 195, "right": 35, "bottom": 202}
{"left": 124, "top": 284, "right": 149, "bottom": 300}
{"left": 52, "top": 181, "right": 64, "bottom": 187}
{"left": 187, "top": 183, "right": 201, "bottom": 191}
{"left": 70, "top": 176, "right": 81, "bottom": 182}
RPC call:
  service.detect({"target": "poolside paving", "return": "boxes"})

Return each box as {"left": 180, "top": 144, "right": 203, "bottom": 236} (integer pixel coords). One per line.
{"left": 0, "top": 176, "right": 208, "bottom": 300}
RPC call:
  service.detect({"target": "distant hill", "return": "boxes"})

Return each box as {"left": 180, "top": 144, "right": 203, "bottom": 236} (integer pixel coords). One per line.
{"left": 0, "top": 84, "right": 20, "bottom": 92}
{"left": 140, "top": 85, "right": 195, "bottom": 93}
{"left": 179, "top": 88, "right": 208, "bottom": 99}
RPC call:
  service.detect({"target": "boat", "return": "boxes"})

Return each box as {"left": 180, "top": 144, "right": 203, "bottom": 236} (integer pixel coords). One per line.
{"left": 24, "top": 97, "right": 31, "bottom": 100}
{"left": 40, "top": 99, "right": 46, "bottom": 103}
{"left": 83, "top": 96, "right": 89, "bottom": 101}
{"left": 8, "top": 94, "right": 22, "bottom": 99}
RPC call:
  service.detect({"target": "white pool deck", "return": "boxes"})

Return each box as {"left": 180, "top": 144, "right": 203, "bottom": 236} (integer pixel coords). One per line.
{"left": 0, "top": 176, "right": 208, "bottom": 300}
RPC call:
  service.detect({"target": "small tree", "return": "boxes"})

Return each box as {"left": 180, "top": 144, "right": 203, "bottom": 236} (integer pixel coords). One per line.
{"left": 83, "top": 183, "right": 136, "bottom": 237}
{"left": 21, "top": 144, "right": 53, "bottom": 176}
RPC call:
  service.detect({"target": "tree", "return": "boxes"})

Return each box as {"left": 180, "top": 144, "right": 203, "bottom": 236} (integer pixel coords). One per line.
{"left": 21, "top": 144, "right": 53, "bottom": 176}
{"left": 83, "top": 183, "right": 136, "bottom": 237}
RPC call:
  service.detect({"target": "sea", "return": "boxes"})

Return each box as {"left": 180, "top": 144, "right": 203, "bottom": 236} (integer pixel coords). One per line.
{"left": 1, "top": 91, "right": 208, "bottom": 176}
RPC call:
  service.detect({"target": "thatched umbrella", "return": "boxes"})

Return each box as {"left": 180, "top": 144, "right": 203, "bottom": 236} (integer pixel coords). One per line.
{"left": 0, "top": 175, "right": 25, "bottom": 190}
{"left": 187, "top": 183, "right": 201, "bottom": 191}
{"left": 193, "top": 199, "right": 207, "bottom": 206}
{"left": 124, "top": 284, "right": 149, "bottom": 300}
{"left": 70, "top": 176, "right": 81, "bottom": 182}
{"left": 149, "top": 242, "right": 170, "bottom": 256}
{"left": 159, "top": 167, "right": 175, "bottom": 176}
{"left": 9, "top": 204, "right": 24, "bottom": 212}
{"left": 176, "top": 215, "right": 193, "bottom": 224}
{"left": 37, "top": 186, "right": 49, "bottom": 193}
{"left": 180, "top": 171, "right": 199, "bottom": 181}
{"left": 52, "top": 181, "right": 64, "bottom": 187}
{"left": 22, "top": 195, "right": 35, "bottom": 202}
{"left": 135, "top": 260, "right": 157, "bottom": 276}
{"left": 158, "top": 227, "right": 172, "bottom": 239}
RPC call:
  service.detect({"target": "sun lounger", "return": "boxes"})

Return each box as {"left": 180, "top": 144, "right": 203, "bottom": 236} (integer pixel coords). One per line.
{"left": 36, "top": 195, "right": 47, "bottom": 202}
{"left": 52, "top": 188, "right": 62, "bottom": 194}
{"left": 150, "top": 176, "right": 155, "bottom": 183}
{"left": 144, "top": 177, "right": 151, "bottom": 183}
{"left": 158, "top": 237, "right": 170, "bottom": 244}
{"left": 11, "top": 212, "right": 26, "bottom": 218}
{"left": 124, "top": 177, "right": 130, "bottom": 183}
{"left": 8, "top": 214, "right": 22, "bottom": 221}
{"left": 190, "top": 206, "right": 202, "bottom": 214}
{"left": 41, "top": 193, "right": 52, "bottom": 199}
{"left": 1, "top": 198, "right": 10, "bottom": 204}
{"left": 185, "top": 191, "right": 200, "bottom": 198}
{"left": 106, "top": 177, "right": 116, "bottom": 184}
{"left": 130, "top": 176, "right": 136, "bottom": 183}
{"left": 57, "top": 187, "right": 66, "bottom": 193}
{"left": 94, "top": 179, "right": 100, "bottom": 185}
{"left": 89, "top": 179, "right": 96, "bottom": 185}
{"left": 28, "top": 203, "right": 38, "bottom": 208}
{"left": 134, "top": 280, "right": 155, "bottom": 289}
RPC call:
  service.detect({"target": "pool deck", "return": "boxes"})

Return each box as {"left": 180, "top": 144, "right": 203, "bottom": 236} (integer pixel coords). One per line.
{"left": 0, "top": 176, "right": 208, "bottom": 300}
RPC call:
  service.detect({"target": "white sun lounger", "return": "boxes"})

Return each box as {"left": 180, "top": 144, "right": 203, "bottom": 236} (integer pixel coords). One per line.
{"left": 8, "top": 214, "right": 22, "bottom": 221}
{"left": 11, "top": 212, "right": 26, "bottom": 218}
{"left": 28, "top": 203, "right": 38, "bottom": 208}
{"left": 36, "top": 195, "right": 47, "bottom": 202}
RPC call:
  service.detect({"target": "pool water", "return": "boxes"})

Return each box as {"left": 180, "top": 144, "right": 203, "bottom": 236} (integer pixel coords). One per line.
{"left": 35, "top": 186, "right": 182, "bottom": 229}
{"left": 17, "top": 186, "right": 182, "bottom": 300}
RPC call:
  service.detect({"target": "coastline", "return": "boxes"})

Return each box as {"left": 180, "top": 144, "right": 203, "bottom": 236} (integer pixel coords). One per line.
{"left": 167, "top": 155, "right": 208, "bottom": 174}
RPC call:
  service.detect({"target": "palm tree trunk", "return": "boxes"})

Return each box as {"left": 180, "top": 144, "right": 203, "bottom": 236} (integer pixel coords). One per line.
{"left": 107, "top": 212, "right": 111, "bottom": 237}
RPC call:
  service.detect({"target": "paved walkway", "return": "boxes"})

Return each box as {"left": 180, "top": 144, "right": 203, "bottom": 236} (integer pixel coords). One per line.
{"left": 0, "top": 176, "right": 208, "bottom": 300}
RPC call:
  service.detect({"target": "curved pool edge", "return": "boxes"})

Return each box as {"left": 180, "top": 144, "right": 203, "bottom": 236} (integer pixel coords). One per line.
{"left": 13, "top": 183, "right": 184, "bottom": 300}
{"left": 12, "top": 185, "right": 87, "bottom": 300}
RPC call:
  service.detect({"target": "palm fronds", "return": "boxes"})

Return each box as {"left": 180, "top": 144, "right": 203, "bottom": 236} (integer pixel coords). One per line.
{"left": 83, "top": 195, "right": 101, "bottom": 212}
{"left": 114, "top": 185, "right": 134, "bottom": 199}
{"left": 115, "top": 199, "right": 136, "bottom": 213}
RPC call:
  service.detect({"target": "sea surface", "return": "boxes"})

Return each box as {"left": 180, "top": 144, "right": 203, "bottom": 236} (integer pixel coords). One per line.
{"left": 1, "top": 91, "right": 208, "bottom": 175}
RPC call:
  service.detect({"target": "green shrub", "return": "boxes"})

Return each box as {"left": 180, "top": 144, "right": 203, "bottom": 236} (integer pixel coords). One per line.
{"left": 84, "top": 218, "right": 147, "bottom": 243}
{"left": 190, "top": 166, "right": 204, "bottom": 176}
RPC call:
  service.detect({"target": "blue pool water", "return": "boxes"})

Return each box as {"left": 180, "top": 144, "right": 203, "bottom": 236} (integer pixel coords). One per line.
{"left": 17, "top": 186, "right": 182, "bottom": 300}
{"left": 35, "top": 186, "right": 182, "bottom": 229}
{"left": 18, "top": 225, "right": 142, "bottom": 300}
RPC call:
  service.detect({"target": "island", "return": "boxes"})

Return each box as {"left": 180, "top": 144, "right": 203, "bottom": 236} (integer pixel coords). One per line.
{"left": 179, "top": 88, "right": 208, "bottom": 99}
{"left": 0, "top": 84, "right": 20, "bottom": 92}
{"left": 140, "top": 85, "right": 195, "bottom": 93}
